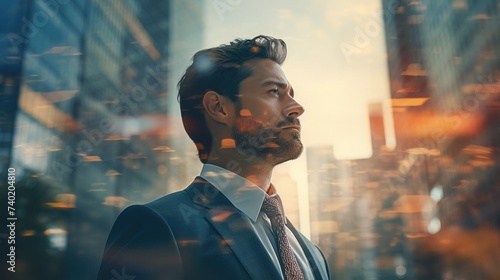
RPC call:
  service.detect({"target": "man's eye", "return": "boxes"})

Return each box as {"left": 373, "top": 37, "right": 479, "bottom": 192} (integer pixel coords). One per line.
{"left": 268, "top": 89, "right": 280, "bottom": 96}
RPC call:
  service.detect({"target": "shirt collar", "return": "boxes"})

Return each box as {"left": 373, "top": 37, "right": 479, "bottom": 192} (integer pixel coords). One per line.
{"left": 200, "top": 164, "right": 277, "bottom": 222}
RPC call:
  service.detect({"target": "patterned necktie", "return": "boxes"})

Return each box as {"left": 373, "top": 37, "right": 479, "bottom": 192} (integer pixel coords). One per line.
{"left": 261, "top": 195, "right": 305, "bottom": 280}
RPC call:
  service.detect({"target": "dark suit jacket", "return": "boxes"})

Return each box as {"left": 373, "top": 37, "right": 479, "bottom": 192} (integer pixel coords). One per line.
{"left": 97, "top": 177, "right": 331, "bottom": 280}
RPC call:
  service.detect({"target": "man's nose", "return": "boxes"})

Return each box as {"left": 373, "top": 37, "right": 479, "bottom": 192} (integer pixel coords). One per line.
{"left": 284, "top": 99, "right": 305, "bottom": 118}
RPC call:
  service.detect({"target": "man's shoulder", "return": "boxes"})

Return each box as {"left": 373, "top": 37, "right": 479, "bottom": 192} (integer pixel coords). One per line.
{"left": 111, "top": 188, "right": 194, "bottom": 232}
{"left": 145, "top": 177, "right": 209, "bottom": 206}
{"left": 115, "top": 190, "right": 190, "bottom": 221}
{"left": 146, "top": 188, "right": 191, "bottom": 208}
{"left": 138, "top": 177, "right": 212, "bottom": 217}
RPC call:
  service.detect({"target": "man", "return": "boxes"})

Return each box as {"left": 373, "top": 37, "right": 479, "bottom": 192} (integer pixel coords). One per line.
{"left": 97, "top": 35, "right": 331, "bottom": 280}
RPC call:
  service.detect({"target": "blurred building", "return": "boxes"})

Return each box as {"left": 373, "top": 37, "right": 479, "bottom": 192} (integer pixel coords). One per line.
{"left": 305, "top": 1, "right": 500, "bottom": 279}
{"left": 306, "top": 123, "right": 411, "bottom": 279}
{"left": 382, "top": 0, "right": 500, "bottom": 279}
{"left": 0, "top": 1, "right": 204, "bottom": 279}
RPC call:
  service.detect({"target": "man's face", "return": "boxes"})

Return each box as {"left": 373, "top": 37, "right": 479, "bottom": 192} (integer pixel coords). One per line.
{"left": 230, "top": 58, "right": 305, "bottom": 165}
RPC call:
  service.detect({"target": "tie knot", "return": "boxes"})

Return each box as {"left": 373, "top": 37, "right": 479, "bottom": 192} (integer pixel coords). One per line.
{"left": 261, "top": 195, "right": 283, "bottom": 219}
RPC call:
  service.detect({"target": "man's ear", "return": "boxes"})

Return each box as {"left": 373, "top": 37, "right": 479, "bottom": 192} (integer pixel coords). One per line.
{"left": 202, "top": 91, "right": 233, "bottom": 124}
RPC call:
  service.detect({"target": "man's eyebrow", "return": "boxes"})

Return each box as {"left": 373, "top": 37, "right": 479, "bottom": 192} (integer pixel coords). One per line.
{"left": 260, "top": 79, "right": 289, "bottom": 88}
{"left": 261, "top": 79, "right": 295, "bottom": 97}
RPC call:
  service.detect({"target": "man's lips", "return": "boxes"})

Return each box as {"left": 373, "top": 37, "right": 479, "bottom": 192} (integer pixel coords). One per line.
{"left": 280, "top": 123, "right": 301, "bottom": 131}
{"left": 281, "top": 118, "right": 300, "bottom": 130}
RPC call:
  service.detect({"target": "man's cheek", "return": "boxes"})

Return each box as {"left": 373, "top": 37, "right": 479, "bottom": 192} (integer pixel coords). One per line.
{"left": 234, "top": 117, "right": 262, "bottom": 133}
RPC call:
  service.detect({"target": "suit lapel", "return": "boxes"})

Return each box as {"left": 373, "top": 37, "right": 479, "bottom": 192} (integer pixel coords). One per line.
{"left": 286, "top": 219, "right": 329, "bottom": 280}
{"left": 186, "top": 179, "right": 283, "bottom": 280}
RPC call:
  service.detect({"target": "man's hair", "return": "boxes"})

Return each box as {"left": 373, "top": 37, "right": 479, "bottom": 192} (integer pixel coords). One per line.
{"left": 177, "top": 35, "right": 287, "bottom": 162}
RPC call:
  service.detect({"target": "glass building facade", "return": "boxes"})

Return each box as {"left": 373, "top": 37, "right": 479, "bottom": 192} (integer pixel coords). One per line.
{"left": 0, "top": 0, "right": 499, "bottom": 279}
{"left": 1, "top": 1, "right": 203, "bottom": 279}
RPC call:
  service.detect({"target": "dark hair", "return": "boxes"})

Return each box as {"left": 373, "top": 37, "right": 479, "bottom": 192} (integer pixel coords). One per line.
{"left": 177, "top": 35, "right": 287, "bottom": 163}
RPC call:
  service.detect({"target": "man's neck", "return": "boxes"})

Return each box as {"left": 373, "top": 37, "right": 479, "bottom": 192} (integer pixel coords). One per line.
{"left": 206, "top": 158, "right": 274, "bottom": 192}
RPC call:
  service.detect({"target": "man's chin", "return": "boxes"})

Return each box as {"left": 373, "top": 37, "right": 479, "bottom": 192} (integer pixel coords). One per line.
{"left": 267, "top": 141, "right": 303, "bottom": 164}
{"left": 232, "top": 126, "right": 304, "bottom": 164}
{"left": 289, "top": 143, "right": 304, "bottom": 160}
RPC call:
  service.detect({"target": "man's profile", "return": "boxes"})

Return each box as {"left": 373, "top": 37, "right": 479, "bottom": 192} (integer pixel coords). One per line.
{"left": 97, "top": 35, "right": 331, "bottom": 280}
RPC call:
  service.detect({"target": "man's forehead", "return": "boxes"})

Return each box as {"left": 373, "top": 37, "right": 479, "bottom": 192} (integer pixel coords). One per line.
{"left": 243, "top": 59, "right": 290, "bottom": 86}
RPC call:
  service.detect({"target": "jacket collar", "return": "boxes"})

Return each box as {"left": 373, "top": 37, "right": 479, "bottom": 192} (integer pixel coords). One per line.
{"left": 286, "top": 218, "right": 330, "bottom": 280}
{"left": 199, "top": 164, "right": 267, "bottom": 222}
{"left": 185, "top": 178, "right": 283, "bottom": 279}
